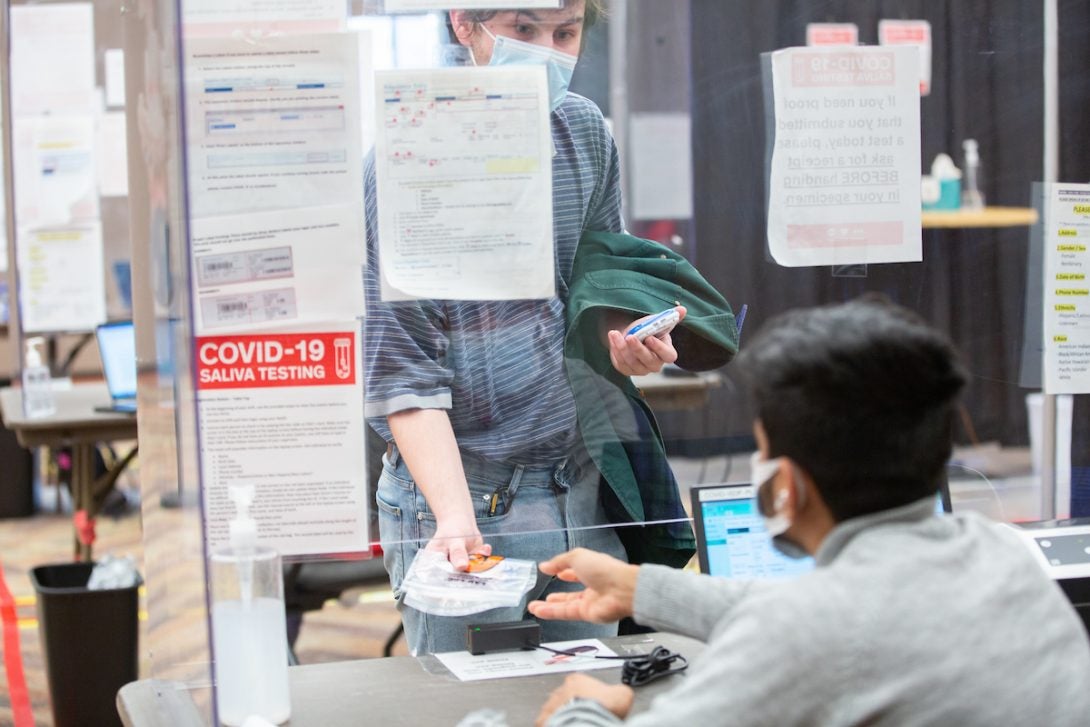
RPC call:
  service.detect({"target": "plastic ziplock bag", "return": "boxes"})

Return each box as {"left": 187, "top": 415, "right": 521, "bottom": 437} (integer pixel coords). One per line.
{"left": 400, "top": 550, "right": 537, "bottom": 617}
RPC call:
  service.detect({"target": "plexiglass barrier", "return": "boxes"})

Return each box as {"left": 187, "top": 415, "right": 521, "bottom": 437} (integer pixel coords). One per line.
{"left": 90, "top": 0, "right": 1090, "bottom": 723}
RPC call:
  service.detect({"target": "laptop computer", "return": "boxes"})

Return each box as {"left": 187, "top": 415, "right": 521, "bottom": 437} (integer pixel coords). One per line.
{"left": 691, "top": 481, "right": 952, "bottom": 579}
{"left": 94, "top": 320, "right": 137, "bottom": 414}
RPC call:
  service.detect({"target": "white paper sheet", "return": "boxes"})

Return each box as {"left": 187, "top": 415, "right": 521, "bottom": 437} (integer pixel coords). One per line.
{"left": 97, "top": 112, "right": 130, "bottom": 197}
{"left": 878, "top": 20, "right": 932, "bottom": 96}
{"left": 375, "top": 67, "right": 554, "bottom": 301}
{"left": 105, "top": 49, "right": 127, "bottom": 108}
{"left": 13, "top": 116, "right": 100, "bottom": 228}
{"left": 630, "top": 113, "right": 692, "bottom": 220}
{"left": 1043, "top": 184, "right": 1090, "bottom": 394}
{"left": 384, "top": 0, "right": 560, "bottom": 12}
{"left": 189, "top": 206, "right": 365, "bottom": 335}
{"left": 184, "top": 34, "right": 364, "bottom": 218}
{"left": 434, "top": 639, "right": 621, "bottom": 682}
{"left": 183, "top": 0, "right": 346, "bottom": 36}
{"left": 196, "top": 327, "right": 369, "bottom": 556}
{"left": 16, "top": 223, "right": 106, "bottom": 333}
{"left": 10, "top": 4, "right": 96, "bottom": 116}
{"left": 766, "top": 46, "right": 922, "bottom": 267}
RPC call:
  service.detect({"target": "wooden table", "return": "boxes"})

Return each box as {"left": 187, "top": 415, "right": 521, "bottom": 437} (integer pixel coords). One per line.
{"left": 0, "top": 383, "right": 138, "bottom": 560}
{"left": 118, "top": 632, "right": 703, "bottom": 726}
{"left": 921, "top": 206, "right": 1038, "bottom": 228}
{"left": 632, "top": 370, "right": 723, "bottom": 411}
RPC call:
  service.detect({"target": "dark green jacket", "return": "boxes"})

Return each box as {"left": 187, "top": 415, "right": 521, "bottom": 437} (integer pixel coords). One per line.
{"left": 565, "top": 231, "right": 739, "bottom": 568}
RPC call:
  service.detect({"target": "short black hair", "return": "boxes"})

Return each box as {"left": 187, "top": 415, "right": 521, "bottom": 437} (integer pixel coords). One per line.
{"left": 738, "top": 297, "right": 968, "bottom": 522}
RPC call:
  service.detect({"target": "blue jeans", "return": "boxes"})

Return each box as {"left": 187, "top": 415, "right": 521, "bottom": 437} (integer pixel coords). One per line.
{"left": 376, "top": 443, "right": 626, "bottom": 655}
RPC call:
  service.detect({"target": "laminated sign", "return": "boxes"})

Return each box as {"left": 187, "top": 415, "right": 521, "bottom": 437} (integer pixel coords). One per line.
{"left": 765, "top": 46, "right": 922, "bottom": 267}
{"left": 196, "top": 329, "right": 369, "bottom": 557}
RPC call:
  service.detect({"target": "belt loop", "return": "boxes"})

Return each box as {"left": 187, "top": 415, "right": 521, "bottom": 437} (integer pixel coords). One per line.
{"left": 386, "top": 442, "right": 399, "bottom": 467}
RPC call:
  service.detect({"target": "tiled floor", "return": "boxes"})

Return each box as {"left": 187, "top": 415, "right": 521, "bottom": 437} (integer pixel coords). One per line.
{"left": 0, "top": 489, "right": 404, "bottom": 727}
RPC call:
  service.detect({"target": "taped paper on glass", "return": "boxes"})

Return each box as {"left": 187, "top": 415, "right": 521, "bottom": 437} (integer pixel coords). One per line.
{"left": 13, "top": 116, "right": 99, "bottom": 227}
{"left": 184, "top": 33, "right": 364, "bottom": 218}
{"left": 10, "top": 4, "right": 95, "bottom": 115}
{"left": 1042, "top": 184, "right": 1090, "bottom": 394}
{"left": 183, "top": 0, "right": 346, "bottom": 36}
{"left": 16, "top": 224, "right": 107, "bottom": 333}
{"left": 189, "top": 205, "right": 365, "bottom": 335}
{"left": 374, "top": 67, "right": 554, "bottom": 301}
{"left": 197, "top": 327, "right": 369, "bottom": 557}
{"left": 765, "top": 46, "right": 922, "bottom": 268}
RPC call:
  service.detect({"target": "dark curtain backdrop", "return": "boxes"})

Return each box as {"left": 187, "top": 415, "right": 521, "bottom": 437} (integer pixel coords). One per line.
{"left": 664, "top": 0, "right": 1088, "bottom": 459}
{"left": 1059, "top": 0, "right": 1090, "bottom": 514}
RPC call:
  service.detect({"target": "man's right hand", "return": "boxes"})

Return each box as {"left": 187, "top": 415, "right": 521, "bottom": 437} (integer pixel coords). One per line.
{"left": 527, "top": 548, "right": 639, "bottom": 624}
{"left": 426, "top": 516, "right": 491, "bottom": 571}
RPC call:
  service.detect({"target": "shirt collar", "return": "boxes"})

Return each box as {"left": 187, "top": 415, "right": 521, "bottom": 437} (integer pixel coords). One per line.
{"left": 814, "top": 496, "right": 938, "bottom": 566}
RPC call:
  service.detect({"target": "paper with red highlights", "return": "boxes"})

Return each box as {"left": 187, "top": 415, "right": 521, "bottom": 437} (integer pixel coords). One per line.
{"left": 766, "top": 46, "right": 921, "bottom": 268}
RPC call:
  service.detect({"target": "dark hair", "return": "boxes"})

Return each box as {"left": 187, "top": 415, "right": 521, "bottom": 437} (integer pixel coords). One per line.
{"left": 738, "top": 297, "right": 968, "bottom": 522}
{"left": 445, "top": 0, "right": 604, "bottom": 44}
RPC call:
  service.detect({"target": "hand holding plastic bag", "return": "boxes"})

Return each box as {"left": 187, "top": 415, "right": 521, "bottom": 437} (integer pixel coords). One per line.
{"left": 400, "top": 550, "right": 537, "bottom": 617}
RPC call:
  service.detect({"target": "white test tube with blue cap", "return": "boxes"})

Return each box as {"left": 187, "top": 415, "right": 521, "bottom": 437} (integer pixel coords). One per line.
{"left": 210, "top": 484, "right": 292, "bottom": 725}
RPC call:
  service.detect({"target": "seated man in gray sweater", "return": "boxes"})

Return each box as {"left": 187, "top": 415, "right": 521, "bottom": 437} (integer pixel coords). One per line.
{"left": 529, "top": 298, "right": 1090, "bottom": 726}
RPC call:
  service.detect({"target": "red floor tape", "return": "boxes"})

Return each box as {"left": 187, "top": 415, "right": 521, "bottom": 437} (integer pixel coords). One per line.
{"left": 0, "top": 562, "right": 35, "bottom": 727}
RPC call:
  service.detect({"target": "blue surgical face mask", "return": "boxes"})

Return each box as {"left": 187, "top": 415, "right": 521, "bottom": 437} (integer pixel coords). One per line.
{"left": 750, "top": 451, "right": 810, "bottom": 560}
{"left": 478, "top": 26, "right": 578, "bottom": 112}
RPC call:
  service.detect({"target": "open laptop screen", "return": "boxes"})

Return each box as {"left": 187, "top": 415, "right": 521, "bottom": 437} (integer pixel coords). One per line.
{"left": 692, "top": 483, "right": 815, "bottom": 579}
{"left": 95, "top": 321, "right": 137, "bottom": 399}
{"left": 692, "top": 482, "right": 952, "bottom": 580}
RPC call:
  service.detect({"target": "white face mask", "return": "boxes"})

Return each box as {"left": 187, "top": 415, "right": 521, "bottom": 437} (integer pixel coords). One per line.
{"left": 750, "top": 451, "right": 809, "bottom": 559}
{"left": 477, "top": 26, "right": 578, "bottom": 112}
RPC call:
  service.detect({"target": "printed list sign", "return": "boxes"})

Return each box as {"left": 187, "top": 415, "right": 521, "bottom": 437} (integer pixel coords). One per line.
{"left": 765, "top": 46, "right": 922, "bottom": 268}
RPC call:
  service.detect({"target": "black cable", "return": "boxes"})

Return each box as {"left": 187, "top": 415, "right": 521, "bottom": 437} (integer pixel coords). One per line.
{"left": 530, "top": 644, "right": 688, "bottom": 686}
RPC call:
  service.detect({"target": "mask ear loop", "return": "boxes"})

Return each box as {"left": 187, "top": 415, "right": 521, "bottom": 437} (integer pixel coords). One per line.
{"left": 771, "top": 462, "right": 808, "bottom": 516}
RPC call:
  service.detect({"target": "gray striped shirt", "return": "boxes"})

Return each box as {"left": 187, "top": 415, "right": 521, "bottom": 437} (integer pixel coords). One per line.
{"left": 364, "top": 93, "right": 623, "bottom": 464}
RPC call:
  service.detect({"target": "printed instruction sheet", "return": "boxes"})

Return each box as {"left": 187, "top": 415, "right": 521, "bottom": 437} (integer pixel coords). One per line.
{"left": 10, "top": 3, "right": 95, "bottom": 115}
{"left": 197, "top": 328, "right": 369, "bottom": 556}
{"left": 374, "top": 67, "right": 554, "bottom": 301}
{"left": 189, "top": 206, "right": 365, "bottom": 334}
{"left": 765, "top": 46, "right": 922, "bottom": 267}
{"left": 435, "top": 639, "right": 621, "bottom": 682}
{"left": 16, "top": 224, "right": 106, "bottom": 333}
{"left": 183, "top": 0, "right": 346, "bottom": 35}
{"left": 1043, "top": 184, "right": 1090, "bottom": 393}
{"left": 184, "top": 34, "right": 364, "bottom": 218}
{"left": 13, "top": 116, "right": 99, "bottom": 228}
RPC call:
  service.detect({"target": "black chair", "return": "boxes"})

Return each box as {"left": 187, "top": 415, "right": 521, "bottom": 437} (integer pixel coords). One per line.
{"left": 283, "top": 428, "right": 404, "bottom": 662}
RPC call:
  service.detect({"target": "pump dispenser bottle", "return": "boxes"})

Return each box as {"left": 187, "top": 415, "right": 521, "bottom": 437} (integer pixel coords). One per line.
{"left": 22, "top": 337, "right": 55, "bottom": 418}
{"left": 210, "top": 485, "right": 291, "bottom": 726}
{"left": 962, "top": 139, "right": 985, "bottom": 210}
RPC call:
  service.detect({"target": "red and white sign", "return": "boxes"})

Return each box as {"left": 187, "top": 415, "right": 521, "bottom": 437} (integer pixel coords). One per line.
{"left": 878, "top": 19, "right": 932, "bottom": 96}
{"left": 766, "top": 46, "right": 922, "bottom": 268}
{"left": 196, "top": 331, "right": 357, "bottom": 390}
{"left": 196, "top": 327, "right": 369, "bottom": 557}
{"left": 806, "top": 23, "right": 859, "bottom": 47}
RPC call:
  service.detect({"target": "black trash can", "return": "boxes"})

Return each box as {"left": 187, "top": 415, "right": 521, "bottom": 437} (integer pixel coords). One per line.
{"left": 30, "top": 562, "right": 141, "bottom": 727}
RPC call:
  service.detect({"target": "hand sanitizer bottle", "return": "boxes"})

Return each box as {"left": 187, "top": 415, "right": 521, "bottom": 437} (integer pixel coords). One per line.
{"left": 210, "top": 485, "right": 291, "bottom": 726}
{"left": 962, "top": 139, "right": 985, "bottom": 210}
{"left": 22, "top": 337, "right": 55, "bottom": 419}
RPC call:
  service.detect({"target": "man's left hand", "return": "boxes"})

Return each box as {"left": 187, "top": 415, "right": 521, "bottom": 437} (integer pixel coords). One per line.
{"left": 535, "top": 674, "right": 635, "bottom": 727}
{"left": 607, "top": 306, "right": 686, "bottom": 376}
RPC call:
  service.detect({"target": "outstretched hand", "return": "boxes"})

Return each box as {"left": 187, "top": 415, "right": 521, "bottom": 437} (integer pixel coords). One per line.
{"left": 527, "top": 548, "right": 639, "bottom": 624}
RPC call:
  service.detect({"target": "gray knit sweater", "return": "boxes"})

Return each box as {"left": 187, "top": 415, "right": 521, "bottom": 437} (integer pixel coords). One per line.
{"left": 548, "top": 498, "right": 1090, "bottom": 726}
